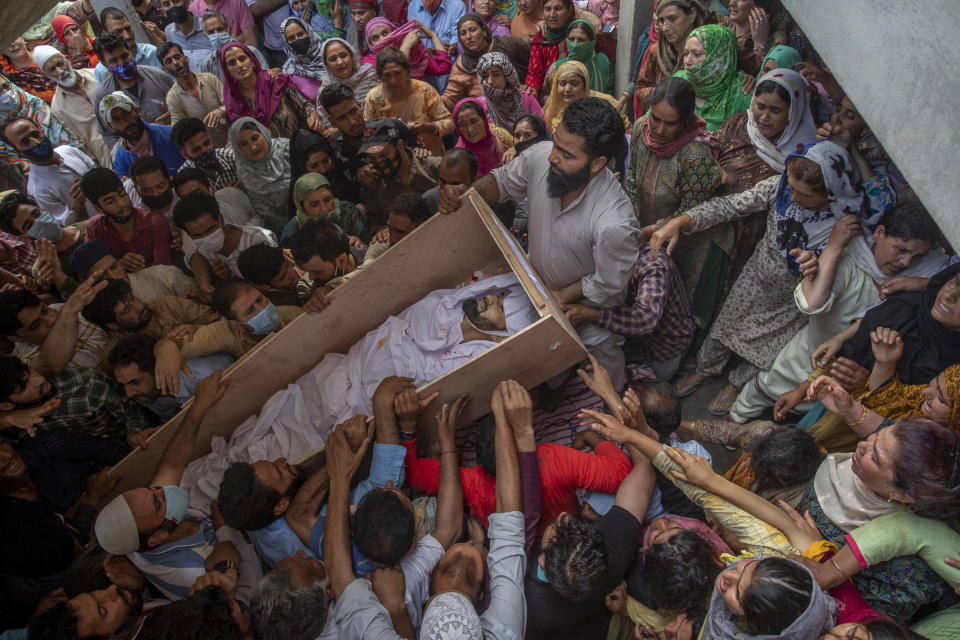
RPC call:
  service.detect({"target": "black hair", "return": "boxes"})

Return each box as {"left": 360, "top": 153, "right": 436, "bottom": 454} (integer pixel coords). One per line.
{"left": 648, "top": 76, "right": 698, "bottom": 129}
{"left": 738, "top": 558, "right": 814, "bottom": 635}
{"left": 287, "top": 128, "right": 337, "bottom": 218}
{"left": 218, "top": 462, "right": 284, "bottom": 530}
{"left": 27, "top": 601, "right": 81, "bottom": 640}
{"left": 80, "top": 167, "right": 125, "bottom": 205}
{"left": 211, "top": 279, "right": 256, "bottom": 320}
{"left": 0, "top": 289, "right": 41, "bottom": 335}
{"left": 99, "top": 6, "right": 130, "bottom": 27}
{"left": 81, "top": 278, "right": 132, "bottom": 328}
{"left": 0, "top": 355, "right": 28, "bottom": 403}
{"left": 353, "top": 488, "right": 415, "bottom": 565}
{"left": 319, "top": 83, "right": 357, "bottom": 114}
{"left": 891, "top": 417, "right": 960, "bottom": 521}
{"left": 861, "top": 620, "right": 928, "bottom": 640}
{"left": 0, "top": 191, "right": 36, "bottom": 234}
{"left": 93, "top": 31, "right": 129, "bottom": 59}
{"left": 442, "top": 148, "right": 478, "bottom": 182}
{"left": 138, "top": 586, "right": 241, "bottom": 640}
{"left": 107, "top": 333, "right": 158, "bottom": 375}
{"left": 475, "top": 412, "right": 496, "bottom": 475}
{"left": 173, "top": 167, "right": 213, "bottom": 192}
{"left": 129, "top": 155, "right": 170, "bottom": 184}
{"left": 633, "top": 380, "right": 681, "bottom": 441}
{"left": 642, "top": 530, "right": 721, "bottom": 612}
{"left": 290, "top": 219, "right": 349, "bottom": 266}
{"left": 238, "top": 245, "right": 287, "bottom": 286}
{"left": 543, "top": 514, "right": 609, "bottom": 601}
{"left": 561, "top": 97, "right": 626, "bottom": 163}
{"left": 171, "top": 117, "right": 208, "bottom": 147}
{"left": 249, "top": 568, "right": 330, "bottom": 640}
{"left": 158, "top": 41, "right": 185, "bottom": 62}
{"left": 875, "top": 199, "right": 942, "bottom": 247}
{"left": 754, "top": 79, "right": 792, "bottom": 105}
{"left": 514, "top": 114, "right": 549, "bottom": 139}
{"left": 172, "top": 191, "right": 221, "bottom": 230}
{"left": 457, "top": 100, "right": 485, "bottom": 122}
{"left": 376, "top": 47, "right": 410, "bottom": 76}
{"left": 461, "top": 297, "right": 497, "bottom": 331}
{"left": 0, "top": 117, "right": 33, "bottom": 150}
{"left": 749, "top": 427, "right": 824, "bottom": 495}
{"left": 385, "top": 193, "right": 432, "bottom": 226}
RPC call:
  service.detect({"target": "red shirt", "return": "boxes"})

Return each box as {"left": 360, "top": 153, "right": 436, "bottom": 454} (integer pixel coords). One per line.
{"left": 84, "top": 209, "right": 173, "bottom": 267}
{"left": 403, "top": 438, "right": 631, "bottom": 533}
{"left": 525, "top": 34, "right": 561, "bottom": 92}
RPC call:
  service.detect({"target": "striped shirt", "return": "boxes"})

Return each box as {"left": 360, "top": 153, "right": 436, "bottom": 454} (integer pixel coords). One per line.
{"left": 130, "top": 514, "right": 218, "bottom": 600}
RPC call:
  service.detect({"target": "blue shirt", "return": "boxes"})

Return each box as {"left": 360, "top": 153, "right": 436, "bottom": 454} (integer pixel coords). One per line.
{"left": 130, "top": 515, "right": 218, "bottom": 600}
{"left": 248, "top": 442, "right": 405, "bottom": 571}
{"left": 164, "top": 14, "right": 214, "bottom": 53}
{"left": 148, "top": 352, "right": 236, "bottom": 420}
{"left": 406, "top": 0, "right": 465, "bottom": 47}
{"left": 112, "top": 122, "right": 185, "bottom": 180}
{"left": 95, "top": 43, "right": 164, "bottom": 82}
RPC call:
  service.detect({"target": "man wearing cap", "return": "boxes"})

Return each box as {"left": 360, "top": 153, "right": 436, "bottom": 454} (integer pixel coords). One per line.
{"left": 98, "top": 91, "right": 184, "bottom": 181}
{"left": 71, "top": 239, "right": 196, "bottom": 303}
{"left": 94, "top": 370, "right": 231, "bottom": 600}
{"left": 359, "top": 118, "right": 440, "bottom": 224}
{"left": 1, "top": 118, "right": 97, "bottom": 227}
{"left": 34, "top": 46, "right": 114, "bottom": 168}
{"left": 93, "top": 31, "right": 174, "bottom": 153}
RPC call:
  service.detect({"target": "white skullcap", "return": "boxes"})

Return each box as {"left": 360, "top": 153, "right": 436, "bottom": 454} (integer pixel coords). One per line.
{"left": 420, "top": 592, "right": 483, "bottom": 640}
{"left": 95, "top": 494, "right": 141, "bottom": 555}
{"left": 30, "top": 45, "right": 62, "bottom": 72}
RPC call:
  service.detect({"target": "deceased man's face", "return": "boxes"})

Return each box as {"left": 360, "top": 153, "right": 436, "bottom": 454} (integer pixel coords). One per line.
{"left": 463, "top": 293, "right": 507, "bottom": 333}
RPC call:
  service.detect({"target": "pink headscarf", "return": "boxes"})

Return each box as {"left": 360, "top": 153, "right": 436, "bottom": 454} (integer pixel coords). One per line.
{"left": 364, "top": 19, "right": 431, "bottom": 79}
{"left": 453, "top": 98, "right": 506, "bottom": 178}
{"left": 219, "top": 42, "right": 290, "bottom": 127}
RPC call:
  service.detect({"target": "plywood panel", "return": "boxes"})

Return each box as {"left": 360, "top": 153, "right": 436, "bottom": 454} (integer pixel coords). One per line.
{"left": 107, "top": 190, "right": 586, "bottom": 495}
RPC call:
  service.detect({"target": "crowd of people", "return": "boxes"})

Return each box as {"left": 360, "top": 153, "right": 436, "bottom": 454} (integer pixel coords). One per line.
{"left": 0, "top": 0, "right": 957, "bottom": 639}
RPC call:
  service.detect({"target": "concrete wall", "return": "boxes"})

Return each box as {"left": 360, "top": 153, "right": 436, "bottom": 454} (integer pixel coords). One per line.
{"left": 782, "top": 0, "right": 960, "bottom": 250}
{"left": 615, "top": 0, "right": 655, "bottom": 95}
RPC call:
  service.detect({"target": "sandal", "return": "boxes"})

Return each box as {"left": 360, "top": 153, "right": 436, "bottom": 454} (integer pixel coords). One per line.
{"left": 677, "top": 355, "right": 698, "bottom": 375}
{"left": 707, "top": 385, "right": 740, "bottom": 417}
{"left": 673, "top": 371, "right": 711, "bottom": 398}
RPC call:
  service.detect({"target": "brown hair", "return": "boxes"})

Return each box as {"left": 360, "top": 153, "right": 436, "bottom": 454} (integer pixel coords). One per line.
{"left": 786, "top": 156, "right": 826, "bottom": 194}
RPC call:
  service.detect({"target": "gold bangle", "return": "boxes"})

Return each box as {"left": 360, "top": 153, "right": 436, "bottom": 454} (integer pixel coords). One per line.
{"left": 829, "top": 557, "right": 846, "bottom": 578}
{"left": 850, "top": 405, "right": 867, "bottom": 428}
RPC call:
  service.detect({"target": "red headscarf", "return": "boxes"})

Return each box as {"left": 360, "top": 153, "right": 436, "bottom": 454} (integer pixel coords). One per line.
{"left": 453, "top": 98, "right": 506, "bottom": 178}
{"left": 640, "top": 112, "right": 719, "bottom": 160}
{"left": 364, "top": 19, "right": 431, "bottom": 79}
{"left": 219, "top": 42, "right": 291, "bottom": 127}
{"left": 51, "top": 15, "right": 99, "bottom": 67}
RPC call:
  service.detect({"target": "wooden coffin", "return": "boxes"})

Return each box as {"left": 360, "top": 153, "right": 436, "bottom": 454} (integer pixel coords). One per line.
{"left": 107, "top": 189, "right": 588, "bottom": 494}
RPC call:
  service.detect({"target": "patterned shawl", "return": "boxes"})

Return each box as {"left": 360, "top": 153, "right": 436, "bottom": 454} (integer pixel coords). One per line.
{"left": 747, "top": 68, "right": 818, "bottom": 172}
{"left": 673, "top": 24, "right": 751, "bottom": 131}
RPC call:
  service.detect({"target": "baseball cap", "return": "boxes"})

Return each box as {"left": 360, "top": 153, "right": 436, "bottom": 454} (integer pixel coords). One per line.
{"left": 359, "top": 118, "right": 406, "bottom": 154}
{"left": 95, "top": 494, "right": 141, "bottom": 555}
{"left": 69, "top": 238, "right": 113, "bottom": 278}
{"left": 99, "top": 91, "right": 137, "bottom": 125}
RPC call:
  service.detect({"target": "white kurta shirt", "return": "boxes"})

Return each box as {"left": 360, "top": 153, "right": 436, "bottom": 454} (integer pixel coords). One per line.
{"left": 27, "top": 145, "right": 97, "bottom": 225}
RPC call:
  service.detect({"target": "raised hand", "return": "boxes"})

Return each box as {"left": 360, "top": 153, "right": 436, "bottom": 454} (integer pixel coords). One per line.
{"left": 578, "top": 408, "right": 634, "bottom": 444}
{"left": 576, "top": 353, "right": 617, "bottom": 401}
{"left": 663, "top": 446, "right": 716, "bottom": 487}
{"left": 830, "top": 357, "right": 870, "bottom": 391}
{"left": 190, "top": 370, "right": 229, "bottom": 415}
{"left": 435, "top": 393, "right": 470, "bottom": 450}
{"left": 807, "top": 375, "right": 855, "bottom": 417}
{"left": 870, "top": 327, "right": 903, "bottom": 366}
{"left": 788, "top": 248, "right": 818, "bottom": 279}
{"left": 1, "top": 398, "right": 61, "bottom": 437}
{"left": 500, "top": 380, "right": 532, "bottom": 434}
{"left": 396, "top": 387, "right": 441, "bottom": 432}
{"left": 326, "top": 419, "right": 373, "bottom": 482}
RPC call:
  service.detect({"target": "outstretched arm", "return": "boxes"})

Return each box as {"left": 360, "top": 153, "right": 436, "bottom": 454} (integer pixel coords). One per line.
{"left": 491, "top": 381, "right": 522, "bottom": 513}
{"left": 433, "top": 394, "right": 469, "bottom": 550}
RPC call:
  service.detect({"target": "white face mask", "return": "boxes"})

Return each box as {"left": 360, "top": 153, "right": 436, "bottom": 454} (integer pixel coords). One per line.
{"left": 0, "top": 89, "right": 16, "bottom": 104}
{"left": 194, "top": 227, "right": 225, "bottom": 254}
{"left": 57, "top": 67, "right": 77, "bottom": 88}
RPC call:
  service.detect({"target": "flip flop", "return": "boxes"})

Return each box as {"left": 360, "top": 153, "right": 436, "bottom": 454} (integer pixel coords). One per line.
{"left": 677, "top": 355, "right": 698, "bottom": 375}
{"left": 707, "top": 386, "right": 740, "bottom": 417}
{"left": 673, "top": 371, "right": 711, "bottom": 398}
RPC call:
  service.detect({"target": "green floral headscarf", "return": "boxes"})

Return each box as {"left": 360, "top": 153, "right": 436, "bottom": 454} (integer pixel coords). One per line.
{"left": 758, "top": 45, "right": 803, "bottom": 79}
{"left": 555, "top": 20, "right": 612, "bottom": 94}
{"left": 674, "top": 24, "right": 752, "bottom": 131}
{"left": 294, "top": 173, "right": 341, "bottom": 229}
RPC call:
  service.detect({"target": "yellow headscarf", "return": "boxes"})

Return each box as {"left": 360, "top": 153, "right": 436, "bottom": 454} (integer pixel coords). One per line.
{"left": 542, "top": 60, "right": 629, "bottom": 134}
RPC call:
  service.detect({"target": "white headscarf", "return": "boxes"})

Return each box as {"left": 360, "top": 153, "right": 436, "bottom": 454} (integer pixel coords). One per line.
{"left": 318, "top": 37, "right": 379, "bottom": 107}
{"left": 747, "top": 68, "right": 819, "bottom": 173}
{"left": 420, "top": 591, "right": 483, "bottom": 640}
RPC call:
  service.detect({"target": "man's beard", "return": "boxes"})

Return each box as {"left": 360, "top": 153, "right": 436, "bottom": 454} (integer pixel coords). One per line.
{"left": 110, "top": 589, "right": 146, "bottom": 640}
{"left": 120, "top": 120, "right": 146, "bottom": 142}
{"left": 283, "top": 465, "right": 310, "bottom": 499}
{"left": 546, "top": 160, "right": 592, "bottom": 198}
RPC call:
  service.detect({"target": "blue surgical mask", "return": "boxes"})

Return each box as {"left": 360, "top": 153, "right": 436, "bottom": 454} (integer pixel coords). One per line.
{"left": 26, "top": 213, "right": 62, "bottom": 242}
{"left": 23, "top": 138, "right": 54, "bottom": 162}
{"left": 247, "top": 301, "right": 279, "bottom": 335}
{"left": 536, "top": 563, "right": 548, "bottom": 582}
{"left": 207, "top": 32, "right": 233, "bottom": 51}
{"left": 160, "top": 485, "right": 189, "bottom": 525}
{"left": 109, "top": 60, "right": 138, "bottom": 81}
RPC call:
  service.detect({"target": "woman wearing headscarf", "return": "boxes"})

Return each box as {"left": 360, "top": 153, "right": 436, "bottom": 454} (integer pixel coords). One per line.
{"left": 441, "top": 13, "right": 529, "bottom": 111}
{"left": 758, "top": 44, "right": 802, "bottom": 77}
{"left": 630, "top": 0, "right": 708, "bottom": 116}
{"left": 0, "top": 74, "right": 81, "bottom": 169}
{"left": 717, "top": 0, "right": 788, "bottom": 72}
{"left": 289, "top": 0, "right": 352, "bottom": 41}
{"left": 317, "top": 37, "right": 380, "bottom": 119}
{"left": 525, "top": 0, "right": 575, "bottom": 96}
{"left": 281, "top": 173, "right": 369, "bottom": 247}
{"left": 452, "top": 98, "right": 513, "bottom": 177}
{"left": 470, "top": 0, "right": 512, "bottom": 38}
{"left": 220, "top": 42, "right": 320, "bottom": 139}
{"left": 229, "top": 117, "right": 293, "bottom": 235}
{"left": 51, "top": 15, "right": 98, "bottom": 70}
{"left": 288, "top": 128, "right": 340, "bottom": 215}
{"left": 1, "top": 37, "right": 57, "bottom": 104}
{"left": 476, "top": 52, "right": 542, "bottom": 132}
{"left": 674, "top": 24, "right": 752, "bottom": 131}
{"left": 279, "top": 17, "right": 327, "bottom": 102}
{"left": 541, "top": 61, "right": 628, "bottom": 134}
{"left": 363, "top": 18, "right": 453, "bottom": 80}
{"left": 652, "top": 140, "right": 896, "bottom": 418}
{"left": 627, "top": 77, "right": 723, "bottom": 351}
{"left": 546, "top": 20, "right": 611, "bottom": 94}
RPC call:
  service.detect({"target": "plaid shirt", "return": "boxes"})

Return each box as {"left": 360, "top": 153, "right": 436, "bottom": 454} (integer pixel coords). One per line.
{"left": 0, "top": 232, "right": 36, "bottom": 279}
{"left": 6, "top": 367, "right": 149, "bottom": 443}
{"left": 181, "top": 148, "right": 239, "bottom": 191}
{"left": 598, "top": 246, "right": 696, "bottom": 363}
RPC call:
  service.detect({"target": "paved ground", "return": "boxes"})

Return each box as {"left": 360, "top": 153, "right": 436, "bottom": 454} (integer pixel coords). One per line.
{"left": 677, "top": 375, "right": 742, "bottom": 471}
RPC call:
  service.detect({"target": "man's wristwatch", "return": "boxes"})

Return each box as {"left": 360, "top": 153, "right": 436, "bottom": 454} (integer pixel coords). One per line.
{"left": 211, "top": 560, "right": 239, "bottom": 574}
{"left": 399, "top": 429, "right": 417, "bottom": 440}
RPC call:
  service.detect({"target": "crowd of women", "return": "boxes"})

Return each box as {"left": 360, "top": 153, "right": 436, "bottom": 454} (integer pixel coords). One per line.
{"left": 0, "top": 0, "right": 958, "bottom": 639}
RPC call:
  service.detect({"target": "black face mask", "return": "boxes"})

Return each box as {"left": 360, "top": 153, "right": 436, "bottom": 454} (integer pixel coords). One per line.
{"left": 288, "top": 37, "right": 311, "bottom": 56}
{"left": 131, "top": 0, "right": 144, "bottom": 6}
{"left": 165, "top": 6, "right": 190, "bottom": 24}
{"left": 105, "top": 210, "right": 134, "bottom": 224}
{"left": 192, "top": 148, "right": 219, "bottom": 170}
{"left": 140, "top": 190, "right": 174, "bottom": 211}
